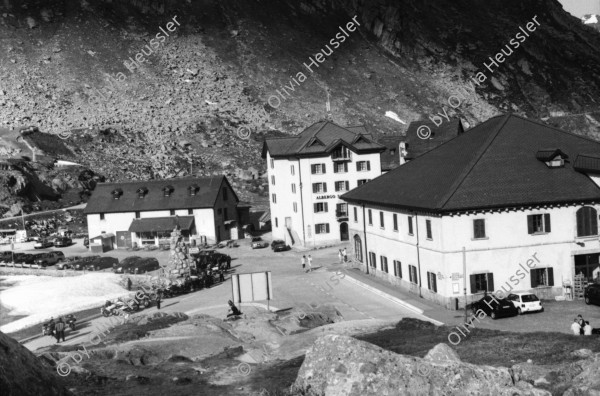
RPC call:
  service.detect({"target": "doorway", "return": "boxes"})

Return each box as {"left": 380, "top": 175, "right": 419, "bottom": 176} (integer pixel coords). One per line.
{"left": 340, "top": 222, "right": 349, "bottom": 241}
{"left": 575, "top": 253, "right": 600, "bottom": 282}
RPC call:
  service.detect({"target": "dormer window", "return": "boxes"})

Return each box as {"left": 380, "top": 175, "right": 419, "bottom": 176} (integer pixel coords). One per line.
{"left": 536, "top": 149, "right": 568, "bottom": 168}
{"left": 162, "top": 185, "right": 174, "bottom": 197}
{"left": 136, "top": 187, "right": 148, "bottom": 198}
{"left": 111, "top": 188, "right": 123, "bottom": 200}
{"left": 332, "top": 146, "right": 351, "bottom": 161}
{"left": 188, "top": 184, "right": 199, "bottom": 196}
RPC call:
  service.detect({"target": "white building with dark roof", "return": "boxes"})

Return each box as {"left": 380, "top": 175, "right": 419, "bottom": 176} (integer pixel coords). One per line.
{"left": 262, "top": 121, "right": 385, "bottom": 247}
{"left": 342, "top": 114, "right": 600, "bottom": 309}
{"left": 84, "top": 176, "right": 241, "bottom": 249}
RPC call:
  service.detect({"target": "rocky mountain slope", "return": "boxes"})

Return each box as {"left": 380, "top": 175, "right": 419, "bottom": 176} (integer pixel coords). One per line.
{"left": 0, "top": 0, "right": 599, "bottom": 215}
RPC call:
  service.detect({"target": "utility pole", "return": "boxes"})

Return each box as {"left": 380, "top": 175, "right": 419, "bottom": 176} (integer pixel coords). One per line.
{"left": 463, "top": 247, "right": 467, "bottom": 324}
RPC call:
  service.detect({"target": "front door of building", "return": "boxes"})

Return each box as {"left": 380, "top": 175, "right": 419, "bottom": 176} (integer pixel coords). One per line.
{"left": 340, "top": 222, "right": 349, "bottom": 241}
{"left": 116, "top": 231, "right": 132, "bottom": 249}
{"left": 575, "top": 253, "right": 600, "bottom": 281}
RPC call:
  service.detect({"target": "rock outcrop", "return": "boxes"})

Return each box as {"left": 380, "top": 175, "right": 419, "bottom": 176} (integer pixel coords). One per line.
{"left": 0, "top": 331, "right": 72, "bottom": 396}
{"left": 294, "top": 335, "right": 551, "bottom": 396}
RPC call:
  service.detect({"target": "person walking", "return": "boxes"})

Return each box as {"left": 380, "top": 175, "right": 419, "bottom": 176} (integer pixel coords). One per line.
{"left": 301, "top": 255, "right": 306, "bottom": 271}
{"left": 219, "top": 266, "right": 225, "bottom": 282}
{"left": 54, "top": 317, "right": 66, "bottom": 343}
{"left": 226, "top": 255, "right": 231, "bottom": 269}
{"left": 338, "top": 249, "right": 343, "bottom": 264}
{"left": 127, "top": 277, "right": 132, "bottom": 291}
{"left": 343, "top": 248, "right": 347, "bottom": 262}
{"left": 307, "top": 255, "right": 313, "bottom": 272}
{"left": 156, "top": 292, "right": 162, "bottom": 310}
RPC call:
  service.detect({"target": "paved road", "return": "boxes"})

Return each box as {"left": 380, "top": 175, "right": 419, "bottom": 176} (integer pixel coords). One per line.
{"left": 23, "top": 241, "right": 435, "bottom": 351}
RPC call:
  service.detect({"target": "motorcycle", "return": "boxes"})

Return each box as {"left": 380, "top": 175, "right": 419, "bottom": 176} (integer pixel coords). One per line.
{"left": 42, "top": 321, "right": 55, "bottom": 337}
{"left": 101, "top": 299, "right": 139, "bottom": 317}
{"left": 66, "top": 315, "right": 76, "bottom": 330}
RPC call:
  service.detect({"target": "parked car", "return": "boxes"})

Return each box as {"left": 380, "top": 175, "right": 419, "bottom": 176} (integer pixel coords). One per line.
{"left": 271, "top": 240, "right": 289, "bottom": 252}
{"left": 251, "top": 237, "right": 268, "bottom": 249}
{"left": 584, "top": 283, "right": 600, "bottom": 306}
{"left": 127, "top": 257, "right": 160, "bottom": 274}
{"left": 114, "top": 256, "right": 143, "bottom": 274}
{"left": 53, "top": 237, "right": 72, "bottom": 247}
{"left": 71, "top": 255, "right": 101, "bottom": 270}
{"left": 471, "top": 295, "right": 519, "bottom": 319}
{"left": 34, "top": 239, "right": 54, "bottom": 249}
{"left": 18, "top": 253, "right": 41, "bottom": 265}
{"left": 506, "top": 292, "right": 544, "bottom": 314}
{"left": 85, "top": 256, "right": 119, "bottom": 271}
{"left": 34, "top": 252, "right": 65, "bottom": 267}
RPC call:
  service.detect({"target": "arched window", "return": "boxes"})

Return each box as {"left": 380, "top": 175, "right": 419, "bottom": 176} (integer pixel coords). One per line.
{"left": 576, "top": 207, "right": 598, "bottom": 237}
{"left": 353, "top": 234, "right": 363, "bottom": 262}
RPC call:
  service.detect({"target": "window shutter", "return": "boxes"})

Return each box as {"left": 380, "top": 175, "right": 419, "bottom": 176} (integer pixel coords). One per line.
{"left": 323, "top": 183, "right": 327, "bottom": 193}
{"left": 326, "top": 224, "right": 330, "bottom": 233}
{"left": 399, "top": 263, "right": 402, "bottom": 278}
{"left": 530, "top": 270, "right": 537, "bottom": 288}
{"left": 324, "top": 203, "right": 328, "bottom": 212}
{"left": 344, "top": 163, "right": 348, "bottom": 172}
{"left": 356, "top": 162, "right": 360, "bottom": 171}
{"left": 427, "top": 273, "right": 431, "bottom": 290}
{"left": 393, "top": 262, "right": 397, "bottom": 277}
{"left": 322, "top": 163, "right": 326, "bottom": 173}
{"left": 547, "top": 268, "right": 554, "bottom": 286}
{"left": 367, "top": 161, "right": 371, "bottom": 171}
{"left": 433, "top": 275, "right": 437, "bottom": 293}
{"left": 527, "top": 215, "right": 534, "bottom": 234}
{"left": 592, "top": 208, "right": 599, "bottom": 235}
{"left": 470, "top": 275, "right": 477, "bottom": 294}
{"left": 487, "top": 273, "right": 494, "bottom": 292}
{"left": 333, "top": 164, "right": 338, "bottom": 173}
{"left": 311, "top": 164, "right": 316, "bottom": 174}
{"left": 312, "top": 184, "right": 317, "bottom": 193}
{"left": 345, "top": 181, "right": 349, "bottom": 191}
{"left": 544, "top": 214, "right": 551, "bottom": 232}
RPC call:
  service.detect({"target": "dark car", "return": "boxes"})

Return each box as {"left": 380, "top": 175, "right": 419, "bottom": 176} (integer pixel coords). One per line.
{"left": 114, "top": 256, "right": 143, "bottom": 274}
{"left": 271, "top": 240, "right": 289, "bottom": 252}
{"left": 85, "top": 256, "right": 119, "bottom": 271}
{"left": 470, "top": 295, "right": 519, "bottom": 319}
{"left": 71, "top": 255, "right": 101, "bottom": 270}
{"left": 53, "top": 237, "right": 72, "bottom": 248}
{"left": 128, "top": 257, "right": 160, "bottom": 274}
{"left": 34, "top": 252, "right": 65, "bottom": 267}
{"left": 34, "top": 239, "right": 54, "bottom": 249}
{"left": 584, "top": 283, "right": 600, "bottom": 306}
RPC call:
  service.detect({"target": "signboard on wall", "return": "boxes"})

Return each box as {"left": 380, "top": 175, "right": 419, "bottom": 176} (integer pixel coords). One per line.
{"left": 231, "top": 271, "right": 273, "bottom": 303}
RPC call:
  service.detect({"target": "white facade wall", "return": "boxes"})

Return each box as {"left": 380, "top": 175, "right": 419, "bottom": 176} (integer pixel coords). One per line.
{"left": 348, "top": 203, "right": 600, "bottom": 309}
{"left": 267, "top": 150, "right": 381, "bottom": 247}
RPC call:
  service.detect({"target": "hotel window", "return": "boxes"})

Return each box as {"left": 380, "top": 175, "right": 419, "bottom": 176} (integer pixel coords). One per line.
{"left": 335, "top": 181, "right": 350, "bottom": 192}
{"left": 380, "top": 256, "right": 389, "bottom": 273}
{"left": 100, "top": 213, "right": 105, "bottom": 220}
{"left": 315, "top": 223, "right": 330, "bottom": 234}
{"left": 271, "top": 176, "right": 275, "bottom": 185}
{"left": 311, "top": 163, "right": 326, "bottom": 174}
{"left": 223, "top": 188, "right": 228, "bottom": 201}
{"left": 272, "top": 194, "right": 277, "bottom": 204}
{"left": 290, "top": 165, "right": 295, "bottom": 175}
{"left": 380, "top": 211, "right": 385, "bottom": 229}
{"left": 470, "top": 273, "right": 495, "bottom": 293}
{"left": 270, "top": 158, "right": 274, "bottom": 168}
{"left": 531, "top": 267, "right": 554, "bottom": 287}
{"left": 576, "top": 207, "right": 598, "bottom": 237}
{"left": 473, "top": 219, "right": 486, "bottom": 239}
{"left": 393, "top": 214, "right": 398, "bottom": 231}
{"left": 393, "top": 260, "right": 402, "bottom": 278}
{"left": 527, "top": 214, "right": 551, "bottom": 234}
{"left": 408, "top": 265, "right": 418, "bottom": 284}
{"left": 356, "top": 161, "right": 371, "bottom": 172}
{"left": 314, "top": 202, "right": 329, "bottom": 213}
{"left": 135, "top": 211, "right": 140, "bottom": 219}
{"left": 353, "top": 207, "right": 358, "bottom": 222}
{"left": 408, "top": 216, "right": 414, "bottom": 235}
{"left": 188, "top": 209, "right": 193, "bottom": 215}
{"left": 312, "top": 182, "right": 327, "bottom": 193}
{"left": 426, "top": 219, "right": 432, "bottom": 239}
{"left": 291, "top": 183, "right": 296, "bottom": 193}
{"left": 334, "top": 162, "right": 348, "bottom": 173}
{"left": 336, "top": 203, "right": 348, "bottom": 217}
{"left": 368, "top": 252, "right": 377, "bottom": 268}
{"left": 223, "top": 208, "right": 228, "bottom": 220}
{"left": 293, "top": 202, "right": 298, "bottom": 213}
{"left": 170, "top": 209, "right": 175, "bottom": 216}
{"left": 368, "top": 209, "right": 373, "bottom": 225}
{"left": 427, "top": 271, "right": 437, "bottom": 293}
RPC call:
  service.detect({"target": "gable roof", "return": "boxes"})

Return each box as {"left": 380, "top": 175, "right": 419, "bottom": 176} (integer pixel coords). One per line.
{"left": 342, "top": 114, "right": 600, "bottom": 213}
{"left": 84, "top": 176, "right": 238, "bottom": 214}
{"left": 404, "top": 118, "right": 464, "bottom": 160}
{"left": 262, "top": 121, "right": 385, "bottom": 158}
{"left": 378, "top": 135, "right": 403, "bottom": 172}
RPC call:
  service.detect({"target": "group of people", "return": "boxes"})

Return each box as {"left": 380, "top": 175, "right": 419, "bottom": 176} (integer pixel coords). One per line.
{"left": 571, "top": 314, "right": 594, "bottom": 335}
{"left": 46, "top": 317, "right": 67, "bottom": 343}
{"left": 338, "top": 248, "right": 348, "bottom": 263}
{"left": 301, "top": 255, "right": 313, "bottom": 272}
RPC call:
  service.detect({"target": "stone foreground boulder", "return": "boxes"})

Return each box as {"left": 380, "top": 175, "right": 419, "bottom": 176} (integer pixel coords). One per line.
{"left": 294, "top": 335, "right": 550, "bottom": 396}
{"left": 0, "top": 331, "right": 72, "bottom": 396}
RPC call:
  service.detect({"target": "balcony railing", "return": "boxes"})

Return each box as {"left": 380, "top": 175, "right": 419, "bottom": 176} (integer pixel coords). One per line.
{"left": 332, "top": 152, "right": 352, "bottom": 161}
{"left": 336, "top": 211, "right": 349, "bottom": 218}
